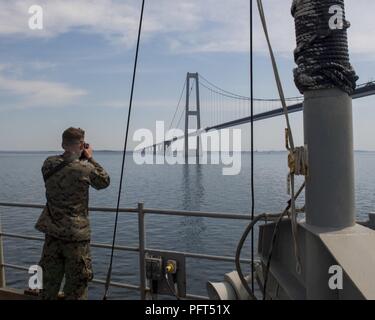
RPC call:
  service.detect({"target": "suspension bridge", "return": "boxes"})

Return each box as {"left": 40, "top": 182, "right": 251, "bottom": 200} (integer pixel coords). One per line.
{"left": 140, "top": 72, "right": 375, "bottom": 157}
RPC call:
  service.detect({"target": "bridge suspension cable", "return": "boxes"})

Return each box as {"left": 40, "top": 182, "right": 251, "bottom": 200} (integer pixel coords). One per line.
{"left": 175, "top": 82, "right": 195, "bottom": 130}
{"left": 167, "top": 79, "right": 187, "bottom": 132}
{"left": 198, "top": 73, "right": 305, "bottom": 129}
{"left": 199, "top": 73, "right": 304, "bottom": 102}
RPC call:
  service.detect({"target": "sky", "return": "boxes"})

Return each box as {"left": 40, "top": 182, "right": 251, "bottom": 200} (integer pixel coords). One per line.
{"left": 0, "top": 0, "right": 374, "bottom": 151}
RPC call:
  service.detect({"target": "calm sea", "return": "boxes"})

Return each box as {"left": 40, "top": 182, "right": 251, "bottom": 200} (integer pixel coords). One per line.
{"left": 0, "top": 151, "right": 374, "bottom": 299}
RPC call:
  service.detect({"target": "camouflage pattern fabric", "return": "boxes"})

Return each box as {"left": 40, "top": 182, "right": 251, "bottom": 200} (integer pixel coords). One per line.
{"left": 35, "top": 155, "right": 110, "bottom": 241}
{"left": 35, "top": 154, "right": 110, "bottom": 299}
{"left": 39, "top": 235, "right": 93, "bottom": 300}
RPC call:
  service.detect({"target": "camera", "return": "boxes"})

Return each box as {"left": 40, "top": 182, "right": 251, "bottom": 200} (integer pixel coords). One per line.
{"left": 79, "top": 143, "right": 90, "bottom": 160}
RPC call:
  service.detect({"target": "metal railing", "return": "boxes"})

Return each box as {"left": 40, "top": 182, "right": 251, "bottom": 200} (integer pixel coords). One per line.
{"left": 0, "top": 202, "right": 254, "bottom": 300}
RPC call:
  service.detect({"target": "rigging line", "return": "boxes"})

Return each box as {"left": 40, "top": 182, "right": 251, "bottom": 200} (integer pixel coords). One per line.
{"left": 102, "top": 0, "right": 145, "bottom": 300}
{"left": 249, "top": 0, "right": 255, "bottom": 294}
{"left": 256, "top": 0, "right": 294, "bottom": 149}
{"left": 168, "top": 79, "right": 187, "bottom": 131}
{"left": 257, "top": 0, "right": 302, "bottom": 274}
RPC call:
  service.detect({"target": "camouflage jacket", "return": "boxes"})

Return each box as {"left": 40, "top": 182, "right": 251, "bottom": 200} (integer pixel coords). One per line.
{"left": 35, "top": 155, "right": 110, "bottom": 241}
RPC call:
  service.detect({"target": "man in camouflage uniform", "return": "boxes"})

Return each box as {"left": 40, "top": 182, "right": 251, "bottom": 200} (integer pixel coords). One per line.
{"left": 35, "top": 127, "right": 110, "bottom": 300}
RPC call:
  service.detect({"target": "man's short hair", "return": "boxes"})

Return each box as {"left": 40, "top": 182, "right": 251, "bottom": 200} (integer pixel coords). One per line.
{"left": 62, "top": 127, "right": 85, "bottom": 145}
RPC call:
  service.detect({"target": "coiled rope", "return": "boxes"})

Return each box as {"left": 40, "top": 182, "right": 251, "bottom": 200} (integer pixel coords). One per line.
{"left": 291, "top": 0, "right": 358, "bottom": 94}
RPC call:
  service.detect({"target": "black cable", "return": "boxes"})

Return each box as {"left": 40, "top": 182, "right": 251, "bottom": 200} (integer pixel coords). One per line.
{"left": 164, "top": 273, "right": 180, "bottom": 300}
{"left": 261, "top": 208, "right": 289, "bottom": 300}
{"left": 249, "top": 0, "right": 255, "bottom": 295}
{"left": 262, "top": 182, "right": 305, "bottom": 300}
{"left": 235, "top": 214, "right": 262, "bottom": 300}
{"left": 102, "top": 0, "right": 145, "bottom": 300}
{"left": 235, "top": 183, "right": 305, "bottom": 300}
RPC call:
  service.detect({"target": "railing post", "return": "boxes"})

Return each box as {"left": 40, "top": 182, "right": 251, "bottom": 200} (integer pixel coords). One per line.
{"left": 138, "top": 203, "right": 146, "bottom": 300}
{"left": 0, "top": 215, "right": 6, "bottom": 288}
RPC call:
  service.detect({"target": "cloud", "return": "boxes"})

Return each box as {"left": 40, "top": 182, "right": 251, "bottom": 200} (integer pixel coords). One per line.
{"left": 0, "top": 64, "right": 9, "bottom": 72}
{"left": 0, "top": 69, "right": 87, "bottom": 109}
{"left": 27, "top": 61, "right": 57, "bottom": 71}
{"left": 0, "top": 0, "right": 140, "bottom": 48}
{"left": 0, "top": 0, "right": 373, "bottom": 56}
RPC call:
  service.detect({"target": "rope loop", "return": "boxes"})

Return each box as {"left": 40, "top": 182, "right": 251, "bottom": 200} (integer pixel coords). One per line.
{"left": 288, "top": 146, "right": 308, "bottom": 177}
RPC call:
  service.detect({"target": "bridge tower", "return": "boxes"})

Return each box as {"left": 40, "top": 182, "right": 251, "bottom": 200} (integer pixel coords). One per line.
{"left": 184, "top": 72, "right": 202, "bottom": 160}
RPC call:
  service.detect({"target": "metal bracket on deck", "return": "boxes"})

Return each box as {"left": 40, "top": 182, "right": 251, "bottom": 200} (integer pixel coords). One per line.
{"left": 145, "top": 250, "right": 186, "bottom": 298}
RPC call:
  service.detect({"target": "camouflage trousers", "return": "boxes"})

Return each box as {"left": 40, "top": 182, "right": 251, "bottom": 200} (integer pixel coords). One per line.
{"left": 39, "top": 235, "right": 93, "bottom": 300}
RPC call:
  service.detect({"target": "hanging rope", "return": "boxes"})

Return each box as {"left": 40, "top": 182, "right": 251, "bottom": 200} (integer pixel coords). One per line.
{"left": 233, "top": 0, "right": 257, "bottom": 299}
{"left": 249, "top": 0, "right": 255, "bottom": 295}
{"left": 102, "top": 0, "right": 145, "bottom": 300}
{"left": 257, "top": 0, "right": 306, "bottom": 275}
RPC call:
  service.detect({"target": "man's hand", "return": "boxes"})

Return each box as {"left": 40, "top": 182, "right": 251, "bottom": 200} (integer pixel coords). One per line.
{"left": 82, "top": 144, "right": 93, "bottom": 160}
